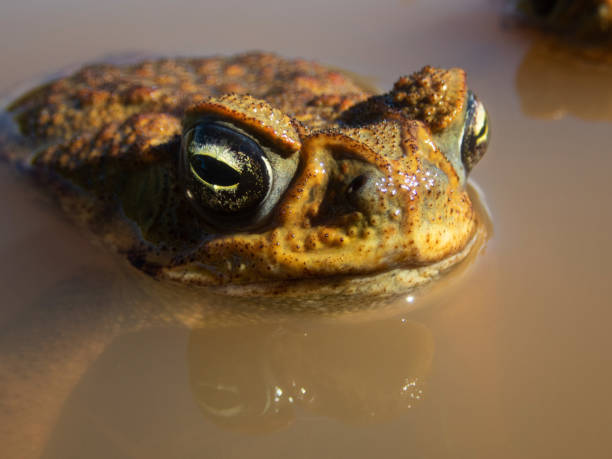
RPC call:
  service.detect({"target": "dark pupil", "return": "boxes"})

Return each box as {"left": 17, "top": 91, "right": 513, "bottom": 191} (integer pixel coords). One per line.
{"left": 475, "top": 118, "right": 487, "bottom": 139}
{"left": 191, "top": 155, "right": 241, "bottom": 187}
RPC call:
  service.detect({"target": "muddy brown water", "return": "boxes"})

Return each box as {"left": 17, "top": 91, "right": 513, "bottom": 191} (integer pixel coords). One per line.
{"left": 1, "top": 0, "right": 612, "bottom": 458}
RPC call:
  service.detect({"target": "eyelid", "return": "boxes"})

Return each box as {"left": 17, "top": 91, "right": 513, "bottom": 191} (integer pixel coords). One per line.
{"left": 183, "top": 94, "right": 301, "bottom": 156}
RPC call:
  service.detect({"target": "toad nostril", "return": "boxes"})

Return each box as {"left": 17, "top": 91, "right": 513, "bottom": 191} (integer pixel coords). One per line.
{"left": 346, "top": 174, "right": 368, "bottom": 196}
{"left": 346, "top": 174, "right": 372, "bottom": 212}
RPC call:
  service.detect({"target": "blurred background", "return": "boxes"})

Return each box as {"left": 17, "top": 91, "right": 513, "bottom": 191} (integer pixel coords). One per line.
{"left": 1, "top": 0, "right": 611, "bottom": 458}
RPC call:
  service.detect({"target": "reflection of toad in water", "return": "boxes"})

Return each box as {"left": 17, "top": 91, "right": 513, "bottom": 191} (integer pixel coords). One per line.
{"left": 188, "top": 317, "right": 433, "bottom": 433}
{"left": 517, "top": 36, "right": 612, "bottom": 120}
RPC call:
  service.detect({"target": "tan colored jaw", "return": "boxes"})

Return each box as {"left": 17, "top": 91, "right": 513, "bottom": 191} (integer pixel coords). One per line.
{"left": 160, "top": 217, "right": 487, "bottom": 308}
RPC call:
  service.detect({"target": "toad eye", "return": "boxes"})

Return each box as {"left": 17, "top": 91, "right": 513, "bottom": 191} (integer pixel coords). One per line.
{"left": 180, "top": 122, "right": 273, "bottom": 227}
{"left": 461, "top": 91, "right": 490, "bottom": 174}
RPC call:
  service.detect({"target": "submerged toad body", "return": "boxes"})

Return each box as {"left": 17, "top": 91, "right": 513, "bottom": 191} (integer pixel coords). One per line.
{"left": 1, "top": 53, "right": 489, "bottom": 299}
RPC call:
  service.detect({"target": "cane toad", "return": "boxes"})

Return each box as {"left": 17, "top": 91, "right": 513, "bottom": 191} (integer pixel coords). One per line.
{"left": 0, "top": 52, "right": 489, "bottom": 300}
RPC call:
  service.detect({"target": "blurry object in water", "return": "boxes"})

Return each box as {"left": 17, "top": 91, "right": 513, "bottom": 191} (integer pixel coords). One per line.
{"left": 188, "top": 317, "right": 434, "bottom": 433}
{"left": 0, "top": 257, "right": 442, "bottom": 457}
{"left": 514, "top": 0, "right": 612, "bottom": 41}
{"left": 516, "top": 36, "right": 612, "bottom": 120}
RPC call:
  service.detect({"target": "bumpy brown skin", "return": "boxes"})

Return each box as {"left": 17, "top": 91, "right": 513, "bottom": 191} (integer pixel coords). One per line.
{"left": 3, "top": 53, "right": 481, "bottom": 297}
{"left": 516, "top": 0, "right": 612, "bottom": 40}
